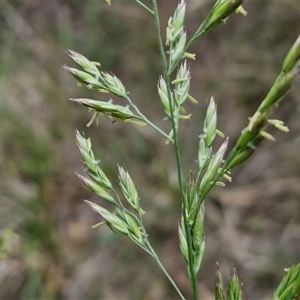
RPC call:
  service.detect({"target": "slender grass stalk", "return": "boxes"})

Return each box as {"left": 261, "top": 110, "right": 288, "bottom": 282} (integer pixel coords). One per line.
{"left": 124, "top": 94, "right": 174, "bottom": 143}
{"left": 135, "top": 0, "right": 154, "bottom": 15}
{"left": 151, "top": 1, "right": 198, "bottom": 299}
{"left": 146, "top": 242, "right": 186, "bottom": 300}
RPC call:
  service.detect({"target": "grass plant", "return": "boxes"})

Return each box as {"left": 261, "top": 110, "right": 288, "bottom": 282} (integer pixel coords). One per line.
{"left": 65, "top": 1, "right": 300, "bottom": 299}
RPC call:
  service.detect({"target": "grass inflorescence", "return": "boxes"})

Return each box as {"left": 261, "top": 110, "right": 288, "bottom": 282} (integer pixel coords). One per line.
{"left": 65, "top": 1, "right": 300, "bottom": 299}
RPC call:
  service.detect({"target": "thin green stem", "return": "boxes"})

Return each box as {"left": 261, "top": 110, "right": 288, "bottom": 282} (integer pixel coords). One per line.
{"left": 135, "top": 0, "right": 154, "bottom": 15}
{"left": 125, "top": 95, "right": 174, "bottom": 143}
{"left": 111, "top": 188, "right": 125, "bottom": 208}
{"left": 146, "top": 242, "right": 186, "bottom": 300}
{"left": 187, "top": 24, "right": 207, "bottom": 51}
{"left": 112, "top": 179, "right": 185, "bottom": 292}
{"left": 135, "top": 209, "right": 184, "bottom": 298}
{"left": 151, "top": 1, "right": 199, "bottom": 299}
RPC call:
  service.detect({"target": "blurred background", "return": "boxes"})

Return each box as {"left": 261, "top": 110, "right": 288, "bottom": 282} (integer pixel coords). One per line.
{"left": 0, "top": 1, "right": 299, "bottom": 299}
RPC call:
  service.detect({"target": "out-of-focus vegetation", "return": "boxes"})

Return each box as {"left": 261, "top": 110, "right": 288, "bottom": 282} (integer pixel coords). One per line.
{"left": 0, "top": 1, "right": 299, "bottom": 299}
